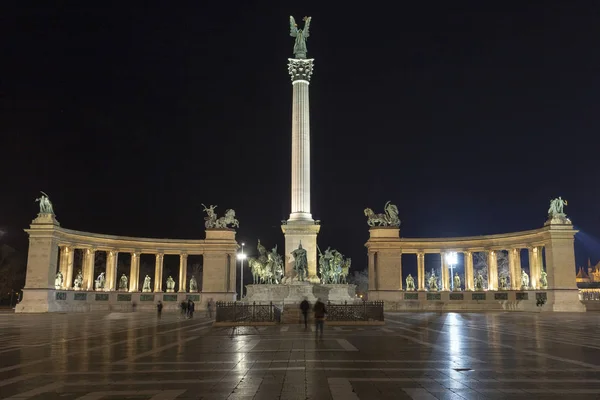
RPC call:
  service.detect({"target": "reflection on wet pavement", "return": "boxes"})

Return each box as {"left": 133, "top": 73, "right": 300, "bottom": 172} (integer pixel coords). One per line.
{"left": 2, "top": 311, "right": 600, "bottom": 399}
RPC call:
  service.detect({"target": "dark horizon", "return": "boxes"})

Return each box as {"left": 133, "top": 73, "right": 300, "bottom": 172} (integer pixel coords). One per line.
{"left": 2, "top": 2, "right": 600, "bottom": 278}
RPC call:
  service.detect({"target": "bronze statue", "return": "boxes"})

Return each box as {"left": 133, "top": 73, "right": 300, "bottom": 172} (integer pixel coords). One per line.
{"left": 289, "top": 16, "right": 311, "bottom": 59}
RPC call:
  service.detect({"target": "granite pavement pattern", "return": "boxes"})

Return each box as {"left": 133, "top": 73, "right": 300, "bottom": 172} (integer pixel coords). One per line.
{"left": 2, "top": 310, "right": 600, "bottom": 399}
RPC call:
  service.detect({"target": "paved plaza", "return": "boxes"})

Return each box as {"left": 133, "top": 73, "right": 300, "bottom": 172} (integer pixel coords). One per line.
{"left": 2, "top": 311, "right": 600, "bottom": 399}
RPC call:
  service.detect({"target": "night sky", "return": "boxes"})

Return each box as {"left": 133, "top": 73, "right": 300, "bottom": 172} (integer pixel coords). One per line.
{"left": 2, "top": 2, "right": 600, "bottom": 278}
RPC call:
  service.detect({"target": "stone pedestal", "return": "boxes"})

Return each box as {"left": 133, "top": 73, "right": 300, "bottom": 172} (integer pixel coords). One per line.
{"left": 201, "top": 229, "right": 238, "bottom": 307}
{"left": 281, "top": 222, "right": 320, "bottom": 283}
{"left": 244, "top": 283, "right": 357, "bottom": 305}
{"left": 366, "top": 227, "right": 402, "bottom": 292}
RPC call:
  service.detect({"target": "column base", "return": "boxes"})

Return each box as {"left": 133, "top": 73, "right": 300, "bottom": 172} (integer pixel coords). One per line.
{"left": 282, "top": 221, "right": 320, "bottom": 279}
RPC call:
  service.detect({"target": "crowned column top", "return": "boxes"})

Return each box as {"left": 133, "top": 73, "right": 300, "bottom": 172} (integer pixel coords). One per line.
{"left": 288, "top": 58, "right": 314, "bottom": 83}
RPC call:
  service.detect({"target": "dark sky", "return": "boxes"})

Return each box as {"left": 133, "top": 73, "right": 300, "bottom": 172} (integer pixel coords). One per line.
{"left": 2, "top": 2, "right": 600, "bottom": 277}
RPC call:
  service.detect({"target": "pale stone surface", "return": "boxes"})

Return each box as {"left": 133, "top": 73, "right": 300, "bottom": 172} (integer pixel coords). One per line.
{"left": 244, "top": 283, "right": 357, "bottom": 304}
{"left": 17, "top": 216, "right": 238, "bottom": 313}
{"left": 282, "top": 221, "right": 320, "bottom": 282}
{"left": 365, "top": 222, "right": 583, "bottom": 312}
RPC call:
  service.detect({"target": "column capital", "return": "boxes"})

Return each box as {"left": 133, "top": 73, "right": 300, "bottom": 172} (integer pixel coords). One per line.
{"left": 156, "top": 252, "right": 164, "bottom": 258}
{"left": 417, "top": 252, "right": 425, "bottom": 258}
{"left": 107, "top": 249, "right": 118, "bottom": 256}
{"left": 180, "top": 253, "right": 188, "bottom": 259}
{"left": 288, "top": 58, "right": 314, "bottom": 83}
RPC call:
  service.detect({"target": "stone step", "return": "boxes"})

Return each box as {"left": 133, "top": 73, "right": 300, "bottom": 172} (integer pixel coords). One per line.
{"left": 282, "top": 305, "right": 313, "bottom": 324}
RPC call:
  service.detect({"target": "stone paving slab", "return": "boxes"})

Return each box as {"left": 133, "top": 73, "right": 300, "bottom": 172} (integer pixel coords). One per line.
{"left": 2, "top": 311, "right": 600, "bottom": 398}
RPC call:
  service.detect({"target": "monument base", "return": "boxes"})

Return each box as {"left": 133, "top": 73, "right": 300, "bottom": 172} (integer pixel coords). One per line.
{"left": 244, "top": 283, "right": 357, "bottom": 305}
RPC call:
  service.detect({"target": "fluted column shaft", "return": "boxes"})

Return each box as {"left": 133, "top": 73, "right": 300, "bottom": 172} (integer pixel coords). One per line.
{"left": 509, "top": 248, "right": 522, "bottom": 289}
{"left": 106, "top": 251, "right": 118, "bottom": 291}
{"left": 178, "top": 254, "right": 188, "bottom": 292}
{"left": 65, "top": 246, "right": 75, "bottom": 289}
{"left": 58, "top": 246, "right": 70, "bottom": 289}
{"left": 464, "top": 251, "right": 474, "bottom": 291}
{"left": 83, "top": 249, "right": 96, "bottom": 291}
{"left": 154, "top": 253, "right": 164, "bottom": 292}
{"left": 441, "top": 252, "right": 449, "bottom": 290}
{"left": 288, "top": 58, "right": 314, "bottom": 222}
{"left": 417, "top": 252, "right": 425, "bottom": 290}
{"left": 129, "top": 253, "right": 140, "bottom": 292}
{"left": 487, "top": 251, "right": 498, "bottom": 290}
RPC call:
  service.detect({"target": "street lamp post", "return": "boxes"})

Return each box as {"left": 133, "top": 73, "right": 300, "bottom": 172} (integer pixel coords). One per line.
{"left": 237, "top": 243, "right": 246, "bottom": 300}
{"left": 446, "top": 251, "right": 458, "bottom": 291}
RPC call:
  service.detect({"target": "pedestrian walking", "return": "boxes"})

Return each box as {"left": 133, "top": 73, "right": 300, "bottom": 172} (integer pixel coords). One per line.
{"left": 300, "top": 298, "right": 310, "bottom": 329}
{"left": 181, "top": 300, "right": 187, "bottom": 317}
{"left": 207, "top": 298, "right": 214, "bottom": 319}
{"left": 187, "top": 299, "right": 194, "bottom": 319}
{"left": 313, "top": 298, "right": 326, "bottom": 339}
{"left": 157, "top": 301, "right": 163, "bottom": 319}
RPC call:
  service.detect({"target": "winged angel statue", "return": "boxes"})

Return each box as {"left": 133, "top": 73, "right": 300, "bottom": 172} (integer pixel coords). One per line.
{"left": 289, "top": 16, "right": 311, "bottom": 59}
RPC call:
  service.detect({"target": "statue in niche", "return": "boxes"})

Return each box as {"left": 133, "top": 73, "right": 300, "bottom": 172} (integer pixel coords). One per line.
{"left": 54, "top": 271, "right": 63, "bottom": 289}
{"left": 364, "top": 201, "right": 401, "bottom": 227}
{"left": 289, "top": 16, "right": 311, "bottom": 59}
{"left": 142, "top": 275, "right": 152, "bottom": 292}
{"left": 292, "top": 243, "right": 308, "bottom": 281}
{"left": 119, "top": 274, "right": 128, "bottom": 291}
{"left": 95, "top": 272, "right": 105, "bottom": 290}
{"left": 540, "top": 270, "right": 548, "bottom": 289}
{"left": 405, "top": 274, "right": 415, "bottom": 291}
{"left": 453, "top": 273, "right": 461, "bottom": 291}
{"left": 499, "top": 275, "right": 508, "bottom": 290}
{"left": 428, "top": 270, "right": 438, "bottom": 291}
{"left": 73, "top": 270, "right": 83, "bottom": 290}
{"left": 35, "top": 191, "right": 54, "bottom": 214}
{"left": 521, "top": 270, "right": 530, "bottom": 289}
{"left": 548, "top": 197, "right": 568, "bottom": 218}
{"left": 475, "top": 272, "right": 484, "bottom": 291}
{"left": 189, "top": 276, "right": 198, "bottom": 292}
{"left": 166, "top": 276, "right": 176, "bottom": 292}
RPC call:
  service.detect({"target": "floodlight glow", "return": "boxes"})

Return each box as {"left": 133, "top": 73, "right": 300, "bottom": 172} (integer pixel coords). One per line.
{"left": 237, "top": 253, "right": 247, "bottom": 260}
{"left": 446, "top": 251, "right": 458, "bottom": 265}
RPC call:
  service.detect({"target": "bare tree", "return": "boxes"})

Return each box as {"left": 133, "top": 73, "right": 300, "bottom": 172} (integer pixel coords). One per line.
{"left": 348, "top": 269, "right": 368, "bottom": 296}
{"left": 0, "top": 245, "right": 25, "bottom": 300}
{"left": 473, "top": 251, "right": 510, "bottom": 286}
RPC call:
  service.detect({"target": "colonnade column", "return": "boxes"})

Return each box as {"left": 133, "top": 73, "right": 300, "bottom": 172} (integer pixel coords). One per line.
{"left": 535, "top": 246, "right": 545, "bottom": 284}
{"left": 154, "top": 253, "right": 164, "bottom": 292}
{"left": 487, "top": 250, "right": 498, "bottom": 290}
{"left": 129, "top": 252, "right": 140, "bottom": 292}
{"left": 528, "top": 246, "right": 540, "bottom": 289}
{"left": 464, "top": 251, "right": 474, "bottom": 291}
{"left": 178, "top": 253, "right": 188, "bottom": 293}
{"left": 509, "top": 248, "right": 522, "bottom": 289}
{"left": 440, "top": 252, "right": 449, "bottom": 290}
{"left": 58, "top": 246, "right": 69, "bottom": 288}
{"left": 417, "top": 252, "right": 425, "bottom": 290}
{"left": 65, "top": 246, "right": 75, "bottom": 289}
{"left": 84, "top": 248, "right": 96, "bottom": 291}
{"left": 106, "top": 250, "right": 118, "bottom": 291}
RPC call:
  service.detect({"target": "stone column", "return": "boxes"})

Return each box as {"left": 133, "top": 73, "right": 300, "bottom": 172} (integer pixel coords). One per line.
{"left": 105, "top": 250, "right": 118, "bottom": 291}
{"left": 536, "top": 246, "right": 545, "bottom": 283}
{"left": 528, "top": 246, "right": 540, "bottom": 289}
{"left": 464, "top": 251, "right": 474, "bottom": 291}
{"left": 440, "top": 252, "right": 449, "bottom": 290}
{"left": 65, "top": 246, "right": 75, "bottom": 289}
{"left": 417, "top": 252, "right": 425, "bottom": 290}
{"left": 178, "top": 253, "right": 188, "bottom": 292}
{"left": 368, "top": 252, "right": 376, "bottom": 290}
{"left": 487, "top": 250, "right": 498, "bottom": 290}
{"left": 154, "top": 253, "right": 164, "bottom": 292}
{"left": 58, "top": 246, "right": 68, "bottom": 288}
{"left": 282, "top": 57, "right": 321, "bottom": 283}
{"left": 83, "top": 248, "right": 96, "bottom": 291}
{"left": 508, "top": 248, "right": 520, "bottom": 289}
{"left": 129, "top": 252, "right": 140, "bottom": 292}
